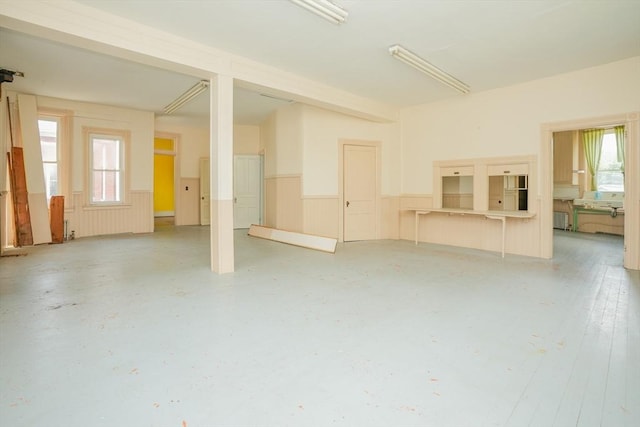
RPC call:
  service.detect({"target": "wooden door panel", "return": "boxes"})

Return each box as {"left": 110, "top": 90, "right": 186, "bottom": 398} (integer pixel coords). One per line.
{"left": 344, "top": 145, "right": 377, "bottom": 241}
{"left": 233, "top": 155, "right": 261, "bottom": 229}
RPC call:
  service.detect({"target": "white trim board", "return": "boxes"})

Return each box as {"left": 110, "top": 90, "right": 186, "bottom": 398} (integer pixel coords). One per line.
{"left": 248, "top": 224, "right": 337, "bottom": 254}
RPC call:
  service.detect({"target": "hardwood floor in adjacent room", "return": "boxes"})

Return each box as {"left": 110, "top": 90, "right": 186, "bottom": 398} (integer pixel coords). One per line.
{"left": 1, "top": 228, "right": 638, "bottom": 427}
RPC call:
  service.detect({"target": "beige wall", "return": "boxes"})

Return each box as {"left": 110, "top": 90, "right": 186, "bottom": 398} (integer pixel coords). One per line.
{"left": 301, "top": 105, "right": 401, "bottom": 196}
{"left": 33, "top": 95, "right": 155, "bottom": 193}
{"left": 262, "top": 103, "right": 303, "bottom": 177}
{"left": 154, "top": 120, "right": 260, "bottom": 176}
{"left": 1, "top": 93, "right": 155, "bottom": 240}
{"left": 399, "top": 57, "right": 640, "bottom": 259}
{"left": 155, "top": 118, "right": 209, "bottom": 178}
{"left": 154, "top": 119, "right": 261, "bottom": 226}
{"left": 261, "top": 104, "right": 401, "bottom": 238}
{"left": 234, "top": 125, "right": 260, "bottom": 154}
{"left": 401, "top": 57, "right": 640, "bottom": 195}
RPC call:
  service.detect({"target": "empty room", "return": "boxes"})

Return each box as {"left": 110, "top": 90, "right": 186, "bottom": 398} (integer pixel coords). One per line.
{"left": 1, "top": 1, "right": 639, "bottom": 426}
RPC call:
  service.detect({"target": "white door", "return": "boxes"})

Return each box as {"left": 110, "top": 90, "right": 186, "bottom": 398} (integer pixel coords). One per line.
{"left": 233, "top": 155, "right": 262, "bottom": 229}
{"left": 343, "top": 144, "right": 377, "bottom": 241}
{"left": 199, "top": 157, "right": 210, "bottom": 225}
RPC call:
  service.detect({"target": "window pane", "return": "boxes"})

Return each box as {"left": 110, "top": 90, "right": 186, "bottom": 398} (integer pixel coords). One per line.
{"left": 39, "top": 119, "right": 58, "bottom": 162}
{"left": 596, "top": 133, "right": 624, "bottom": 191}
{"left": 41, "top": 140, "right": 57, "bottom": 162}
{"left": 92, "top": 171, "right": 120, "bottom": 202}
{"left": 92, "top": 137, "right": 120, "bottom": 170}
{"left": 597, "top": 171, "right": 624, "bottom": 192}
{"left": 43, "top": 163, "right": 58, "bottom": 200}
{"left": 89, "top": 131, "right": 125, "bottom": 204}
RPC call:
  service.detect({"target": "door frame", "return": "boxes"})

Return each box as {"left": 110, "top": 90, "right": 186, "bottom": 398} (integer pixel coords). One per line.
{"left": 338, "top": 139, "right": 381, "bottom": 243}
{"left": 153, "top": 132, "right": 180, "bottom": 223}
{"left": 540, "top": 112, "right": 639, "bottom": 270}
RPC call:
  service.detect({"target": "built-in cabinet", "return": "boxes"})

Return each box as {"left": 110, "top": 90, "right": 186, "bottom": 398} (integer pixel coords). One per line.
{"left": 434, "top": 155, "right": 535, "bottom": 214}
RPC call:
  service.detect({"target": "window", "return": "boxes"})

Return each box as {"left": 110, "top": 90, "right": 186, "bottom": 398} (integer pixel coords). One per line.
{"left": 596, "top": 132, "right": 624, "bottom": 192}
{"left": 38, "top": 117, "right": 60, "bottom": 202}
{"left": 88, "top": 131, "right": 126, "bottom": 204}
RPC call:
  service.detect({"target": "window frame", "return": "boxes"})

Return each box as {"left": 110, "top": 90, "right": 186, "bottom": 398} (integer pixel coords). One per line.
{"left": 37, "top": 109, "right": 70, "bottom": 205}
{"left": 38, "top": 115, "right": 61, "bottom": 203}
{"left": 595, "top": 130, "right": 624, "bottom": 192}
{"left": 84, "top": 127, "right": 130, "bottom": 206}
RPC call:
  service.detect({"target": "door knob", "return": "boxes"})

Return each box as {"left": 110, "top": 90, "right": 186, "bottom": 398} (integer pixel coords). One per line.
{"left": 346, "top": 201, "right": 350, "bottom": 207}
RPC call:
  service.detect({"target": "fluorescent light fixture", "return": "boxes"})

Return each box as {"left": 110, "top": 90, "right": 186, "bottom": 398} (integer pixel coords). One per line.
{"left": 163, "top": 80, "right": 210, "bottom": 114}
{"left": 388, "top": 45, "right": 470, "bottom": 94}
{"left": 289, "top": 0, "right": 347, "bottom": 24}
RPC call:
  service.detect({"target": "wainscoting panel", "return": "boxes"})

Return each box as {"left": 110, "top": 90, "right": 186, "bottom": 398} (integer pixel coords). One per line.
{"left": 381, "top": 196, "right": 400, "bottom": 239}
{"left": 265, "top": 176, "right": 302, "bottom": 232}
{"left": 303, "top": 197, "right": 339, "bottom": 238}
{"left": 265, "top": 178, "right": 277, "bottom": 229}
{"left": 399, "top": 195, "right": 433, "bottom": 241}
{"left": 176, "top": 178, "right": 200, "bottom": 226}
{"left": 66, "top": 191, "right": 154, "bottom": 238}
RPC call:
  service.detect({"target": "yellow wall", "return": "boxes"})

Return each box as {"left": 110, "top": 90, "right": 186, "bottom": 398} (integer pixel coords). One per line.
{"left": 154, "top": 152, "right": 174, "bottom": 214}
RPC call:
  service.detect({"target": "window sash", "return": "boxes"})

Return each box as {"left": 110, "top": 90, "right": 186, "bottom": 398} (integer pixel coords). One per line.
{"left": 595, "top": 131, "right": 624, "bottom": 192}
{"left": 38, "top": 117, "right": 60, "bottom": 202}
{"left": 89, "top": 133, "right": 124, "bottom": 204}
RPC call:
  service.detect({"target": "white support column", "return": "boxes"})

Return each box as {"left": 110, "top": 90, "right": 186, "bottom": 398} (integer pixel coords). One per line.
{"left": 209, "top": 74, "right": 235, "bottom": 273}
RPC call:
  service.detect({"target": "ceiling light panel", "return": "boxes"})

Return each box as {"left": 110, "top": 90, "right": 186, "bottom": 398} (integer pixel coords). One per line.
{"left": 289, "top": 0, "right": 348, "bottom": 24}
{"left": 163, "top": 80, "right": 209, "bottom": 114}
{"left": 389, "top": 45, "right": 470, "bottom": 94}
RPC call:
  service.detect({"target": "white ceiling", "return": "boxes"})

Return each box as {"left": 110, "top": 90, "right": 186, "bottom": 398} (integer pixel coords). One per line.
{"left": 1, "top": 0, "right": 639, "bottom": 125}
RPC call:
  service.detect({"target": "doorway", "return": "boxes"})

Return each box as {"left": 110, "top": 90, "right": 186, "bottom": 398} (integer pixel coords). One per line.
{"left": 154, "top": 135, "right": 178, "bottom": 228}
{"left": 553, "top": 129, "right": 625, "bottom": 233}
{"left": 340, "top": 141, "right": 380, "bottom": 242}
{"left": 542, "top": 113, "right": 639, "bottom": 270}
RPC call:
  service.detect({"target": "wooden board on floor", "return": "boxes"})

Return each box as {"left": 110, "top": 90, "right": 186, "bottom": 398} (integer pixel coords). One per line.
{"left": 248, "top": 224, "right": 337, "bottom": 253}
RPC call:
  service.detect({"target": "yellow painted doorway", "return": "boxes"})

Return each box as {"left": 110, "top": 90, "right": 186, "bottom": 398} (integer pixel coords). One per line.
{"left": 154, "top": 137, "right": 175, "bottom": 220}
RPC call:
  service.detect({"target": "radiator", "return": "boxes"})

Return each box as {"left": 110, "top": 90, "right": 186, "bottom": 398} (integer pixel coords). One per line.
{"left": 553, "top": 212, "right": 569, "bottom": 230}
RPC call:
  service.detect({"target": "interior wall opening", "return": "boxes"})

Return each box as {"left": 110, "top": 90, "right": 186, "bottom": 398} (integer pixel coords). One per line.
{"left": 552, "top": 125, "right": 625, "bottom": 262}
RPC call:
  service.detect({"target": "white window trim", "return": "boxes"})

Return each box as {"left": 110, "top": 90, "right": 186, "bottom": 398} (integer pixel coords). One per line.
{"left": 84, "top": 127, "right": 130, "bottom": 206}
{"left": 38, "top": 116, "right": 60, "bottom": 202}
{"left": 38, "top": 109, "right": 71, "bottom": 206}
{"left": 596, "top": 129, "right": 624, "bottom": 192}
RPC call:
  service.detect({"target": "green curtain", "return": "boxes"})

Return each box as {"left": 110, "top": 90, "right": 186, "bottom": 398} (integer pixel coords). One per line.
{"left": 582, "top": 128, "right": 604, "bottom": 190}
{"left": 615, "top": 125, "right": 625, "bottom": 173}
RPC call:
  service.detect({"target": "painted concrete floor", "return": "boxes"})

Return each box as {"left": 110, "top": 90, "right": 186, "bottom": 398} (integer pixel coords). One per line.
{"left": 1, "top": 227, "right": 638, "bottom": 427}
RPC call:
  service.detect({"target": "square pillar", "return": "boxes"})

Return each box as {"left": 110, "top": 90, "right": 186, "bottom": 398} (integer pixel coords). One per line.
{"left": 209, "top": 74, "right": 234, "bottom": 273}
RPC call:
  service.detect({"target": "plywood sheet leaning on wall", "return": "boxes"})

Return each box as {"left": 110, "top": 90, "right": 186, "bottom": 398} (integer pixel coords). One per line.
{"left": 248, "top": 224, "right": 337, "bottom": 253}
{"left": 7, "top": 148, "right": 33, "bottom": 246}
{"left": 18, "top": 93, "right": 51, "bottom": 245}
{"left": 49, "top": 196, "right": 64, "bottom": 244}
